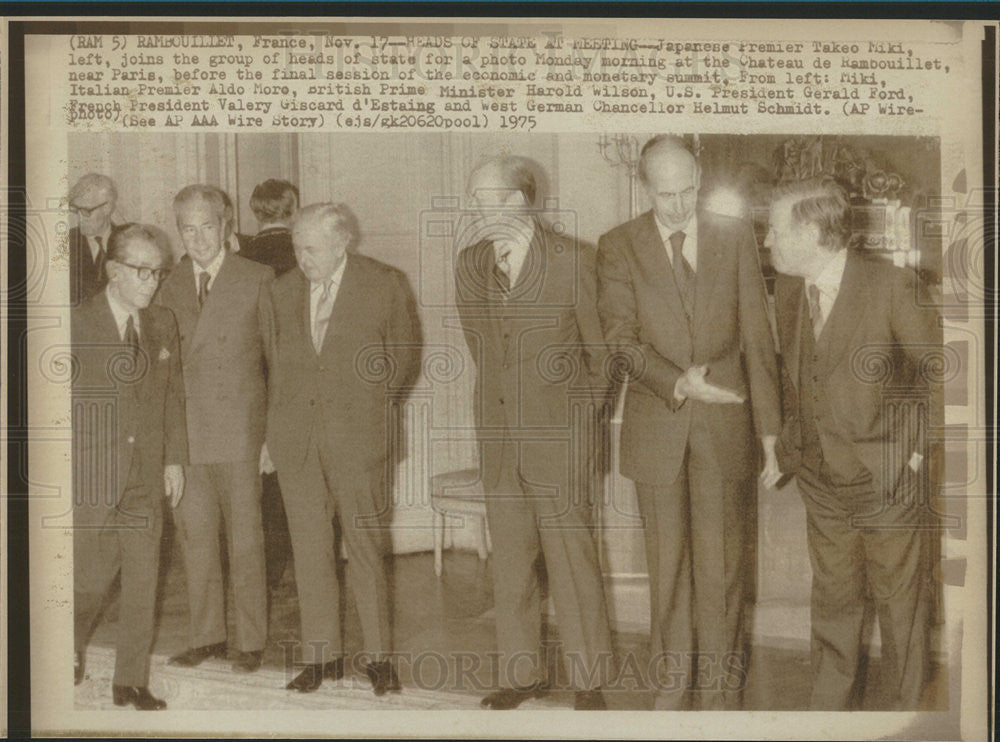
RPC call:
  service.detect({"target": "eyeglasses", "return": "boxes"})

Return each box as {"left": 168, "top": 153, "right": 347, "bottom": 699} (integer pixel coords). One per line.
{"left": 69, "top": 200, "right": 111, "bottom": 217}
{"left": 115, "top": 261, "right": 168, "bottom": 282}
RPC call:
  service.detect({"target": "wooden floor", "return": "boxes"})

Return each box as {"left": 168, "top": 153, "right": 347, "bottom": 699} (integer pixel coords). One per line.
{"left": 84, "top": 520, "right": 947, "bottom": 711}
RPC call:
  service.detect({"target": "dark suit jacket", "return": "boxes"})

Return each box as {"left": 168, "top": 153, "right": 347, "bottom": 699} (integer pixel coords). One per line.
{"left": 773, "top": 251, "right": 943, "bottom": 495}
{"left": 72, "top": 292, "right": 187, "bottom": 526}
{"left": 242, "top": 227, "right": 297, "bottom": 278}
{"left": 69, "top": 224, "right": 128, "bottom": 306}
{"left": 264, "top": 255, "right": 422, "bottom": 476}
{"left": 597, "top": 209, "right": 781, "bottom": 486}
{"left": 156, "top": 252, "right": 273, "bottom": 464}
{"left": 455, "top": 222, "right": 611, "bottom": 492}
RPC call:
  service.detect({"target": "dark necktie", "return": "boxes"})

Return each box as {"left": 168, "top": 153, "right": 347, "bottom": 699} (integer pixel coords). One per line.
{"left": 198, "top": 271, "right": 211, "bottom": 308}
{"left": 492, "top": 246, "right": 511, "bottom": 300}
{"left": 94, "top": 235, "right": 106, "bottom": 272}
{"left": 669, "top": 230, "right": 695, "bottom": 319}
{"left": 806, "top": 283, "right": 824, "bottom": 339}
{"left": 124, "top": 314, "right": 139, "bottom": 362}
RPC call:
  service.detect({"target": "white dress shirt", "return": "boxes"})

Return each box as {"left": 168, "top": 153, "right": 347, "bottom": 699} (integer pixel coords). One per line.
{"left": 806, "top": 248, "right": 848, "bottom": 329}
{"left": 105, "top": 287, "right": 140, "bottom": 340}
{"left": 309, "top": 257, "right": 347, "bottom": 345}
{"left": 192, "top": 247, "right": 227, "bottom": 295}
{"left": 655, "top": 214, "right": 699, "bottom": 272}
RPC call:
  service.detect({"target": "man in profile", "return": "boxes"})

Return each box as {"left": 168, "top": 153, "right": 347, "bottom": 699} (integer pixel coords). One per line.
{"left": 596, "top": 136, "right": 781, "bottom": 710}
{"left": 454, "top": 156, "right": 613, "bottom": 710}
{"left": 72, "top": 224, "right": 186, "bottom": 709}
{"left": 263, "top": 203, "right": 421, "bottom": 695}
{"left": 766, "top": 176, "right": 941, "bottom": 709}
{"left": 241, "top": 178, "right": 300, "bottom": 591}
{"left": 67, "top": 173, "right": 123, "bottom": 305}
{"left": 157, "top": 184, "right": 272, "bottom": 674}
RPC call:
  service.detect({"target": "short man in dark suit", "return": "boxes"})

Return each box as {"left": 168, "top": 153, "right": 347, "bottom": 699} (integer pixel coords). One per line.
{"left": 263, "top": 203, "right": 421, "bottom": 695}
{"left": 240, "top": 178, "right": 300, "bottom": 592}
{"left": 157, "top": 185, "right": 272, "bottom": 674}
{"left": 597, "top": 136, "right": 781, "bottom": 710}
{"left": 72, "top": 224, "right": 187, "bottom": 709}
{"left": 454, "top": 156, "right": 613, "bottom": 710}
{"left": 766, "top": 176, "right": 942, "bottom": 709}
{"left": 67, "top": 173, "right": 123, "bottom": 305}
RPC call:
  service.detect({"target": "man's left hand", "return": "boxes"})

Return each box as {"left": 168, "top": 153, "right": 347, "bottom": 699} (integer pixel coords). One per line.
{"left": 164, "top": 464, "right": 185, "bottom": 508}
{"left": 759, "top": 435, "right": 782, "bottom": 489}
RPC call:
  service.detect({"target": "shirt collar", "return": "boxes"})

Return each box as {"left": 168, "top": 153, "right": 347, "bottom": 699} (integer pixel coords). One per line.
{"left": 104, "top": 286, "right": 140, "bottom": 338}
{"left": 811, "top": 248, "right": 848, "bottom": 297}
{"left": 194, "top": 247, "right": 227, "bottom": 282}
{"left": 654, "top": 213, "right": 698, "bottom": 247}
{"left": 310, "top": 255, "right": 348, "bottom": 293}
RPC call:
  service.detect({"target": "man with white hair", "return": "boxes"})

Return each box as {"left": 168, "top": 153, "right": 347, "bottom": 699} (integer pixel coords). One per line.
{"left": 67, "top": 172, "right": 123, "bottom": 305}
{"left": 263, "top": 203, "right": 422, "bottom": 695}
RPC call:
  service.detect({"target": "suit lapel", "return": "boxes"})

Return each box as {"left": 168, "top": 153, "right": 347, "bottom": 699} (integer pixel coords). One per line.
{"left": 192, "top": 252, "right": 240, "bottom": 353}
{"left": 775, "top": 274, "right": 804, "bottom": 392}
{"left": 691, "top": 213, "right": 722, "bottom": 337}
{"left": 816, "top": 251, "right": 869, "bottom": 373}
{"left": 318, "top": 255, "right": 356, "bottom": 357}
{"left": 631, "top": 212, "right": 692, "bottom": 364}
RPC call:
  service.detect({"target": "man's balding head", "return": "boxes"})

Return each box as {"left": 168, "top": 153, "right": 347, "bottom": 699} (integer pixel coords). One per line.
{"left": 69, "top": 173, "right": 118, "bottom": 236}
{"left": 639, "top": 137, "right": 701, "bottom": 231}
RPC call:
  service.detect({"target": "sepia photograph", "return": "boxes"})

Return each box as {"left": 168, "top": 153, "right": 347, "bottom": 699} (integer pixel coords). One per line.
{"left": 3, "top": 13, "right": 994, "bottom": 740}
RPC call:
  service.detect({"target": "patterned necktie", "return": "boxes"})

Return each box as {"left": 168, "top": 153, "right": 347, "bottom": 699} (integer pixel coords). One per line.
{"left": 669, "top": 230, "right": 695, "bottom": 319}
{"left": 312, "top": 280, "right": 335, "bottom": 353}
{"left": 493, "top": 246, "right": 511, "bottom": 299}
{"left": 198, "top": 271, "right": 211, "bottom": 308}
{"left": 124, "top": 314, "right": 139, "bottom": 362}
{"left": 806, "top": 283, "right": 824, "bottom": 339}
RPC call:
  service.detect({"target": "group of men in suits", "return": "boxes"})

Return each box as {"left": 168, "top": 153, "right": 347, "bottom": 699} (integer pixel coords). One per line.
{"left": 69, "top": 136, "right": 940, "bottom": 712}
{"left": 71, "top": 177, "right": 421, "bottom": 708}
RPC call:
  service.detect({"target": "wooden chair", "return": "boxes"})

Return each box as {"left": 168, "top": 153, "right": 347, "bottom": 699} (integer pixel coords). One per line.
{"left": 430, "top": 468, "right": 491, "bottom": 577}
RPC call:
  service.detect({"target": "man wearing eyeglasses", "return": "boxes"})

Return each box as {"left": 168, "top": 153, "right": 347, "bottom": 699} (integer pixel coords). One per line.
{"left": 72, "top": 224, "right": 187, "bottom": 709}
{"left": 156, "top": 184, "right": 273, "bottom": 675}
{"left": 596, "top": 136, "right": 781, "bottom": 710}
{"left": 67, "top": 173, "right": 125, "bottom": 306}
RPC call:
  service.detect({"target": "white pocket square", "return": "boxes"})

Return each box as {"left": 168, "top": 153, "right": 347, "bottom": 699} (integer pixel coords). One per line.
{"left": 159, "top": 347, "right": 171, "bottom": 361}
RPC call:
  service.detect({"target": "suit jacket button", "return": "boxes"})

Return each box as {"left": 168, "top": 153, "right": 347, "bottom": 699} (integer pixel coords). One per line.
{"left": 127, "top": 435, "right": 135, "bottom": 444}
{"left": 499, "top": 398, "right": 504, "bottom": 405}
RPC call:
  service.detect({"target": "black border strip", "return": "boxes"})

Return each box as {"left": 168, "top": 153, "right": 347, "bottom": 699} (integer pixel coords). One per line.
{"left": 6, "top": 19, "right": 30, "bottom": 742}
{"left": 981, "top": 23, "right": 997, "bottom": 742}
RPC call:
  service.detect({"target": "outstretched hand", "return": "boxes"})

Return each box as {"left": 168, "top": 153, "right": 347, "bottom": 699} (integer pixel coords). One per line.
{"left": 675, "top": 365, "right": 746, "bottom": 405}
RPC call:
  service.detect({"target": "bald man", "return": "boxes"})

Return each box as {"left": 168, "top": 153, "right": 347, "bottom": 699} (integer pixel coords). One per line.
{"left": 67, "top": 173, "right": 124, "bottom": 305}
{"left": 596, "top": 137, "right": 781, "bottom": 710}
{"left": 454, "top": 156, "right": 614, "bottom": 710}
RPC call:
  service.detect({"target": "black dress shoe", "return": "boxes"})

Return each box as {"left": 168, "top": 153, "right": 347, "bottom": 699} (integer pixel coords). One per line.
{"left": 574, "top": 689, "right": 607, "bottom": 710}
{"left": 112, "top": 685, "right": 167, "bottom": 710}
{"left": 365, "top": 660, "right": 402, "bottom": 696}
{"left": 168, "top": 642, "right": 227, "bottom": 667}
{"left": 232, "top": 650, "right": 263, "bottom": 673}
{"left": 481, "top": 683, "right": 546, "bottom": 710}
{"left": 285, "top": 658, "right": 344, "bottom": 693}
{"left": 74, "top": 651, "right": 84, "bottom": 686}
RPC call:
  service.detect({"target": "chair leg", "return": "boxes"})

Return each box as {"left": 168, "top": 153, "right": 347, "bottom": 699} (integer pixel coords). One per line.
{"left": 476, "top": 514, "right": 489, "bottom": 561}
{"left": 433, "top": 511, "right": 444, "bottom": 577}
